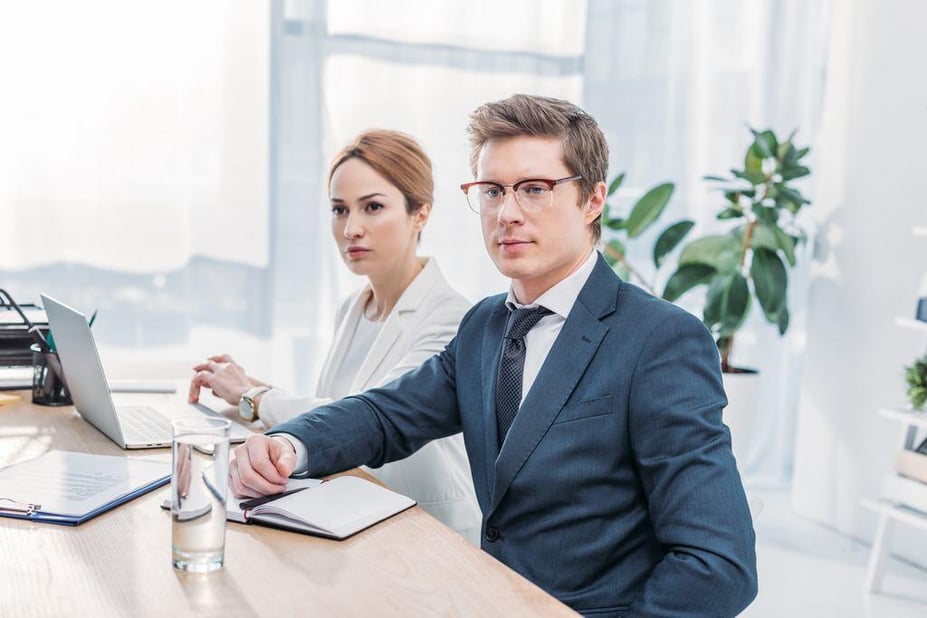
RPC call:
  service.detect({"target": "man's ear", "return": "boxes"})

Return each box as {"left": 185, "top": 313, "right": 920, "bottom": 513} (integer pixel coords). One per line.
{"left": 584, "top": 181, "right": 607, "bottom": 224}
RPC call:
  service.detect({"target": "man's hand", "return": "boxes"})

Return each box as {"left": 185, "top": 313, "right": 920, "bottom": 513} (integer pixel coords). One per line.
{"left": 229, "top": 434, "right": 298, "bottom": 498}
{"left": 188, "top": 354, "right": 256, "bottom": 405}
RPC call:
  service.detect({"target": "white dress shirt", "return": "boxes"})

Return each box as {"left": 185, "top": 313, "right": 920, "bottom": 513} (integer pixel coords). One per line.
{"left": 505, "top": 248, "right": 598, "bottom": 405}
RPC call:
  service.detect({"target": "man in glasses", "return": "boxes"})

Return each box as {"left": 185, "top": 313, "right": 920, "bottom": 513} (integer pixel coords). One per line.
{"left": 230, "top": 94, "right": 757, "bottom": 616}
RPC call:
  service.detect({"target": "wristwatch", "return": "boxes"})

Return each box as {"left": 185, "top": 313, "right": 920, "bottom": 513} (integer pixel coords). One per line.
{"left": 238, "top": 386, "right": 271, "bottom": 422}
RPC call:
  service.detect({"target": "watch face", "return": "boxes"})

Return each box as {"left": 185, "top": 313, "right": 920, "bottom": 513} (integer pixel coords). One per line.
{"left": 239, "top": 396, "right": 255, "bottom": 421}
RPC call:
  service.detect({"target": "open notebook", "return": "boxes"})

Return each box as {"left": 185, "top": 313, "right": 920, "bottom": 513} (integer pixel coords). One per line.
{"left": 164, "top": 475, "right": 416, "bottom": 540}
{"left": 230, "top": 476, "right": 416, "bottom": 540}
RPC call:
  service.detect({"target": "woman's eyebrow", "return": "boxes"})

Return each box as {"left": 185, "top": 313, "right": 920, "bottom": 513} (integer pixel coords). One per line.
{"left": 330, "top": 192, "right": 387, "bottom": 203}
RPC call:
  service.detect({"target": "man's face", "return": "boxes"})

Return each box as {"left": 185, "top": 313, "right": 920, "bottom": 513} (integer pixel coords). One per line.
{"left": 477, "top": 135, "right": 603, "bottom": 303}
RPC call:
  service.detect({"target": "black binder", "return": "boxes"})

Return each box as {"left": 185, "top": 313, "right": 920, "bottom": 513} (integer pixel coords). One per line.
{"left": 0, "top": 289, "right": 50, "bottom": 367}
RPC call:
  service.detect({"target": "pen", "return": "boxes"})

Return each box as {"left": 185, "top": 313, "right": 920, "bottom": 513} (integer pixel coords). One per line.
{"left": 28, "top": 325, "right": 50, "bottom": 353}
{"left": 239, "top": 486, "right": 311, "bottom": 511}
{"left": 88, "top": 309, "right": 97, "bottom": 328}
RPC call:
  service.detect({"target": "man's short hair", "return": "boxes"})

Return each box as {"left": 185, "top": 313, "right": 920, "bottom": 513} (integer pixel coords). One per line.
{"left": 466, "top": 94, "right": 609, "bottom": 243}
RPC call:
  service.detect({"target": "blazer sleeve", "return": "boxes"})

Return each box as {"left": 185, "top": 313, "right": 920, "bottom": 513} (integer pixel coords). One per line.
{"left": 627, "top": 310, "right": 758, "bottom": 616}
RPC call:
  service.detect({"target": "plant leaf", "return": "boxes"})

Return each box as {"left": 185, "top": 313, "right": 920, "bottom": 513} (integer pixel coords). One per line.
{"left": 653, "top": 220, "right": 694, "bottom": 268}
{"left": 662, "top": 263, "right": 717, "bottom": 302}
{"left": 776, "top": 306, "right": 790, "bottom": 335}
{"left": 751, "top": 247, "right": 788, "bottom": 319}
{"left": 678, "top": 235, "right": 741, "bottom": 273}
{"left": 704, "top": 272, "right": 750, "bottom": 337}
{"left": 752, "top": 204, "right": 778, "bottom": 225}
{"left": 750, "top": 223, "right": 779, "bottom": 252}
{"left": 771, "top": 225, "right": 796, "bottom": 266}
{"left": 781, "top": 165, "right": 811, "bottom": 181}
{"left": 750, "top": 128, "right": 778, "bottom": 160}
{"left": 605, "top": 215, "right": 627, "bottom": 230}
{"left": 607, "top": 172, "right": 626, "bottom": 197}
{"left": 625, "top": 183, "right": 675, "bottom": 238}
{"left": 718, "top": 208, "right": 743, "bottom": 220}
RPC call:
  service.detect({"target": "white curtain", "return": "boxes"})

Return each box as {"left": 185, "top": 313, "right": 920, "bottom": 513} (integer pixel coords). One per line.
{"left": 584, "top": 0, "right": 830, "bottom": 483}
{"left": 0, "top": 0, "right": 272, "bottom": 371}
{"left": 1, "top": 0, "right": 830, "bottom": 484}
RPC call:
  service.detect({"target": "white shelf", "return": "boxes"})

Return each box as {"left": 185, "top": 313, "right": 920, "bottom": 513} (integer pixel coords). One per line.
{"left": 881, "top": 475, "right": 927, "bottom": 514}
{"left": 862, "top": 498, "right": 927, "bottom": 530}
{"left": 895, "top": 317, "right": 927, "bottom": 332}
{"left": 879, "top": 407, "right": 927, "bottom": 429}
{"left": 913, "top": 226, "right": 927, "bottom": 238}
{"left": 864, "top": 302, "right": 927, "bottom": 594}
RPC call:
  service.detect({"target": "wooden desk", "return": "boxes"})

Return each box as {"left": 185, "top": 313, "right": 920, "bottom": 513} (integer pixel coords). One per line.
{"left": 0, "top": 391, "right": 575, "bottom": 617}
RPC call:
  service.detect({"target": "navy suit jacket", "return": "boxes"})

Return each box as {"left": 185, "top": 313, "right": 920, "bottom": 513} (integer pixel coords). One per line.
{"left": 271, "top": 254, "right": 758, "bottom": 616}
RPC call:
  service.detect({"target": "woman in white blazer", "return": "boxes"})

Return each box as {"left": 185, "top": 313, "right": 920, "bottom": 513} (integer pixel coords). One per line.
{"left": 188, "top": 130, "right": 481, "bottom": 544}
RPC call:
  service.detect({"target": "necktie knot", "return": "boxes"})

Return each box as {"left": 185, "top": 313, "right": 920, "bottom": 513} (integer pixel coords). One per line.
{"left": 505, "top": 306, "right": 552, "bottom": 341}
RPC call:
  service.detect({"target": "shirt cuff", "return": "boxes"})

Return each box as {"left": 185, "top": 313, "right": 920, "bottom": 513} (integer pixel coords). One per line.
{"left": 272, "top": 433, "right": 309, "bottom": 476}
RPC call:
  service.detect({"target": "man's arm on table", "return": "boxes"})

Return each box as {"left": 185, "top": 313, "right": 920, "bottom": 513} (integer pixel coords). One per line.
{"left": 229, "top": 321, "right": 470, "bottom": 498}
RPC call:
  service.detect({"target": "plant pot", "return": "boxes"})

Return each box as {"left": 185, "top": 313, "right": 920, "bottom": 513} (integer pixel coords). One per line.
{"left": 721, "top": 369, "right": 760, "bottom": 469}
{"left": 895, "top": 449, "right": 927, "bottom": 485}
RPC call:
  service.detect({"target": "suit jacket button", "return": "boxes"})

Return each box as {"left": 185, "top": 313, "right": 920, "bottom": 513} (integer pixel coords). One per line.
{"left": 485, "top": 526, "right": 499, "bottom": 542}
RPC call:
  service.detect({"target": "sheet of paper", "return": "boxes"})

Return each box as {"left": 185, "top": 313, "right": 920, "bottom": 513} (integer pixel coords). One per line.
{"left": 0, "top": 451, "right": 169, "bottom": 517}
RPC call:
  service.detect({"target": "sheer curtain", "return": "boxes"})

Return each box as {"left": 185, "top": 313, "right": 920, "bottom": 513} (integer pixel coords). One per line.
{"left": 1, "top": 1, "right": 829, "bottom": 483}
{"left": 583, "top": 0, "right": 830, "bottom": 482}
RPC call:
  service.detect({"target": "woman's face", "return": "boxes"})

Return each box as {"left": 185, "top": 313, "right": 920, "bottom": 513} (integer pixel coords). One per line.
{"left": 329, "top": 157, "right": 427, "bottom": 280}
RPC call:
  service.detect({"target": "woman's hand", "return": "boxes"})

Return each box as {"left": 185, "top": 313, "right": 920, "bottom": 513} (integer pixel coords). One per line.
{"left": 188, "top": 354, "right": 258, "bottom": 405}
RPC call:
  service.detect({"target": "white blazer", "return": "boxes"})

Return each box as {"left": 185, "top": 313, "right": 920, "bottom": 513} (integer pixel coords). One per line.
{"left": 259, "top": 258, "right": 481, "bottom": 543}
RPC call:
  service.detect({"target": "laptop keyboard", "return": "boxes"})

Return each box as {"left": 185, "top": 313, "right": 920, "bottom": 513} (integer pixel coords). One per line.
{"left": 117, "top": 406, "right": 173, "bottom": 442}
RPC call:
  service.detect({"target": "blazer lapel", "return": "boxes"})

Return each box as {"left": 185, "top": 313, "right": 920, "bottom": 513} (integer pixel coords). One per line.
{"left": 489, "top": 257, "right": 618, "bottom": 514}
{"left": 351, "top": 257, "right": 438, "bottom": 391}
{"left": 353, "top": 312, "right": 402, "bottom": 390}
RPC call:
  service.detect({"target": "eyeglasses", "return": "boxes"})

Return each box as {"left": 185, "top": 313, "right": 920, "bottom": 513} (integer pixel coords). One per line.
{"left": 459, "top": 175, "right": 583, "bottom": 215}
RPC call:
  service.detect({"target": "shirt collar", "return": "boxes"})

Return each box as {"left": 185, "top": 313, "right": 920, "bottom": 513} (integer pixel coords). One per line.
{"left": 505, "top": 249, "right": 598, "bottom": 318}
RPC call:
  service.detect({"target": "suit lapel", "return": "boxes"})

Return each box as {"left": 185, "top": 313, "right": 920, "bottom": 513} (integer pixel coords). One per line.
{"left": 489, "top": 257, "right": 618, "bottom": 514}
{"left": 481, "top": 302, "right": 509, "bottom": 500}
{"left": 352, "top": 258, "right": 439, "bottom": 389}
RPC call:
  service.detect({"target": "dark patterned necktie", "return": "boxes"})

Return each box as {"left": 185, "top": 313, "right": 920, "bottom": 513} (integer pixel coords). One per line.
{"left": 496, "top": 306, "right": 552, "bottom": 446}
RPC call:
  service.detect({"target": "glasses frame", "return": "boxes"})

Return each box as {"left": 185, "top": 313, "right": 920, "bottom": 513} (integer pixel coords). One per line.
{"left": 459, "top": 175, "right": 583, "bottom": 214}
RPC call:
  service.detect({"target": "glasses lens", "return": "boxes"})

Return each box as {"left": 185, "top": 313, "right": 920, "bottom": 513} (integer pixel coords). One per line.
{"left": 514, "top": 182, "right": 552, "bottom": 211}
{"left": 466, "top": 183, "right": 503, "bottom": 213}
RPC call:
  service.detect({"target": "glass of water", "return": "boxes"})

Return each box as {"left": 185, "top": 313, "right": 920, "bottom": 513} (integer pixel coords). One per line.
{"left": 171, "top": 416, "right": 231, "bottom": 572}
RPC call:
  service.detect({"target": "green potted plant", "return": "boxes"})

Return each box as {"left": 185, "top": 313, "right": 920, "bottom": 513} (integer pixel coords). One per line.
{"left": 600, "top": 128, "right": 811, "bottom": 465}
{"left": 905, "top": 353, "right": 927, "bottom": 411}
{"left": 660, "top": 128, "right": 812, "bottom": 372}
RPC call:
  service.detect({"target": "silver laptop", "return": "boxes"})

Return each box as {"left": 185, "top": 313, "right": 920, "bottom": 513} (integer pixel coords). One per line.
{"left": 42, "top": 294, "right": 251, "bottom": 449}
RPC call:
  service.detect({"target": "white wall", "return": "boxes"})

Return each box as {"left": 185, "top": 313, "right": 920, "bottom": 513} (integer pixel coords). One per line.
{"left": 792, "top": 0, "right": 927, "bottom": 565}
